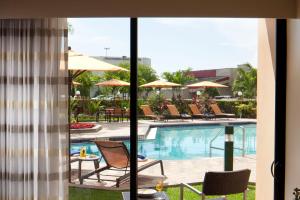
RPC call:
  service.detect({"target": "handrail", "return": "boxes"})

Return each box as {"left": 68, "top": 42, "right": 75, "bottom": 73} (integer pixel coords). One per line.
{"left": 240, "top": 126, "right": 246, "bottom": 157}
{"left": 209, "top": 125, "right": 247, "bottom": 157}
{"left": 209, "top": 128, "right": 224, "bottom": 157}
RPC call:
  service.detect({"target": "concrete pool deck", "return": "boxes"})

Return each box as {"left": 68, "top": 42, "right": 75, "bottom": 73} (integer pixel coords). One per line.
{"left": 70, "top": 118, "right": 256, "bottom": 189}
{"left": 70, "top": 155, "right": 256, "bottom": 189}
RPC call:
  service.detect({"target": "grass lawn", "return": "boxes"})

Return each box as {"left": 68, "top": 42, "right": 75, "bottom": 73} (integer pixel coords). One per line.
{"left": 69, "top": 184, "right": 255, "bottom": 200}
{"left": 165, "top": 184, "right": 255, "bottom": 200}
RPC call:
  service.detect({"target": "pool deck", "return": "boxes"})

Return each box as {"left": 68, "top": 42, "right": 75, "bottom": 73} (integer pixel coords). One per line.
{"left": 70, "top": 118, "right": 257, "bottom": 189}
{"left": 71, "top": 118, "right": 256, "bottom": 142}
{"left": 70, "top": 155, "right": 256, "bottom": 189}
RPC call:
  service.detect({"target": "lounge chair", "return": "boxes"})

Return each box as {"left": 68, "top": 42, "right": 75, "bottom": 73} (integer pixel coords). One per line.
{"left": 140, "top": 105, "right": 164, "bottom": 121}
{"left": 210, "top": 103, "right": 235, "bottom": 118}
{"left": 188, "top": 104, "right": 204, "bottom": 119}
{"left": 166, "top": 104, "right": 191, "bottom": 120}
{"left": 180, "top": 169, "right": 251, "bottom": 200}
{"left": 80, "top": 140, "right": 165, "bottom": 187}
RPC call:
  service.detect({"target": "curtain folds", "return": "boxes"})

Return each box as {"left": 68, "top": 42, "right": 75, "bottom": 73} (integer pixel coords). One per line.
{"left": 0, "top": 19, "right": 68, "bottom": 200}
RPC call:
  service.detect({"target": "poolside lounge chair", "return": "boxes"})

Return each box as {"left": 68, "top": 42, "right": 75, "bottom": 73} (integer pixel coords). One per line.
{"left": 80, "top": 140, "right": 165, "bottom": 187}
{"left": 188, "top": 104, "right": 204, "bottom": 119}
{"left": 166, "top": 104, "right": 191, "bottom": 120}
{"left": 180, "top": 169, "right": 251, "bottom": 200}
{"left": 140, "top": 105, "right": 164, "bottom": 121}
{"left": 210, "top": 103, "right": 235, "bottom": 118}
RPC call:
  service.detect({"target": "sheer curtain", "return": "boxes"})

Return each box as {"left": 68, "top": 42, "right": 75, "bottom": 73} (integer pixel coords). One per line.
{"left": 0, "top": 19, "right": 68, "bottom": 200}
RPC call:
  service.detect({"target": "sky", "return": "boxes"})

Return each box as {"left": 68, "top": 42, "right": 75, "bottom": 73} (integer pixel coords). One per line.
{"left": 68, "top": 18, "right": 257, "bottom": 76}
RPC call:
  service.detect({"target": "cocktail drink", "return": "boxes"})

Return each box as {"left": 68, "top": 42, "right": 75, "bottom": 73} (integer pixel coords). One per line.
{"left": 156, "top": 180, "right": 164, "bottom": 192}
{"left": 80, "top": 146, "right": 86, "bottom": 158}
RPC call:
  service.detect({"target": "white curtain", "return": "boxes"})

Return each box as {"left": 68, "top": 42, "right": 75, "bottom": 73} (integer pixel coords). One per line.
{"left": 0, "top": 19, "right": 68, "bottom": 200}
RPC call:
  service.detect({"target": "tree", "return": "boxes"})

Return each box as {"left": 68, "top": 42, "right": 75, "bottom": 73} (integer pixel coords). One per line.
{"left": 68, "top": 22, "right": 74, "bottom": 34}
{"left": 74, "top": 71, "right": 101, "bottom": 97}
{"left": 162, "top": 68, "right": 196, "bottom": 98}
{"left": 162, "top": 68, "right": 196, "bottom": 85}
{"left": 103, "top": 62, "right": 158, "bottom": 94}
{"left": 232, "top": 63, "right": 257, "bottom": 98}
{"left": 203, "top": 88, "right": 220, "bottom": 97}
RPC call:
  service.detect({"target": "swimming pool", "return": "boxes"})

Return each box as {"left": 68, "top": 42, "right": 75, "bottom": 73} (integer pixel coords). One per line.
{"left": 71, "top": 123, "right": 256, "bottom": 160}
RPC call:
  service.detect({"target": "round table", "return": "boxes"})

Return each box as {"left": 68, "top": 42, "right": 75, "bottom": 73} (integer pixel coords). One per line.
{"left": 77, "top": 155, "right": 100, "bottom": 184}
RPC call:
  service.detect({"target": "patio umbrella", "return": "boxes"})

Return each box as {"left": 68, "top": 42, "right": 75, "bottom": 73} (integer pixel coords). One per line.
{"left": 186, "top": 81, "right": 228, "bottom": 88}
{"left": 68, "top": 50, "right": 129, "bottom": 79}
{"left": 95, "top": 79, "right": 130, "bottom": 101}
{"left": 140, "top": 80, "right": 181, "bottom": 88}
{"left": 95, "top": 79, "right": 130, "bottom": 87}
{"left": 72, "top": 81, "right": 81, "bottom": 86}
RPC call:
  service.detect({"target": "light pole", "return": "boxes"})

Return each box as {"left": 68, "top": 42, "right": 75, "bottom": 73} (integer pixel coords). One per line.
{"left": 224, "top": 125, "right": 234, "bottom": 171}
{"left": 237, "top": 91, "right": 243, "bottom": 118}
{"left": 104, "top": 47, "right": 110, "bottom": 57}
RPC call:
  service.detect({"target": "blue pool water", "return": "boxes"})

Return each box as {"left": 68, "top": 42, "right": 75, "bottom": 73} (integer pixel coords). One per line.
{"left": 71, "top": 123, "right": 256, "bottom": 160}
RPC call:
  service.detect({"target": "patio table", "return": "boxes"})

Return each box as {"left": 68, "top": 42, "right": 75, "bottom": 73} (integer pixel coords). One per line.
{"left": 77, "top": 155, "right": 100, "bottom": 184}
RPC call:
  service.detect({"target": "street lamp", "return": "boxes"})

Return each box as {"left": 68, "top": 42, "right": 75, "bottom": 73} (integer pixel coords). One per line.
{"left": 237, "top": 91, "right": 243, "bottom": 98}
{"left": 75, "top": 90, "right": 81, "bottom": 99}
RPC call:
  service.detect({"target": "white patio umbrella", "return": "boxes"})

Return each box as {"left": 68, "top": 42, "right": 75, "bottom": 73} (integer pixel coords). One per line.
{"left": 186, "top": 81, "right": 228, "bottom": 88}
{"left": 140, "top": 80, "right": 181, "bottom": 88}
{"left": 68, "top": 50, "right": 128, "bottom": 79}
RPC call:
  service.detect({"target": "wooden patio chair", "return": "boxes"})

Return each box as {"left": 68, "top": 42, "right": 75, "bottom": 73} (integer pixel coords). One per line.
{"left": 188, "top": 104, "right": 204, "bottom": 119}
{"left": 210, "top": 103, "right": 235, "bottom": 118}
{"left": 140, "top": 105, "right": 164, "bottom": 121}
{"left": 111, "top": 107, "right": 123, "bottom": 122}
{"left": 166, "top": 104, "right": 191, "bottom": 120}
{"left": 80, "top": 140, "right": 165, "bottom": 187}
{"left": 180, "top": 169, "right": 251, "bottom": 200}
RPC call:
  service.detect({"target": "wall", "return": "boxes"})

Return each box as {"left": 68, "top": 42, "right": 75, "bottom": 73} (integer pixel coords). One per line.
{"left": 256, "top": 19, "right": 276, "bottom": 200}
{"left": 0, "top": 0, "right": 297, "bottom": 18}
{"left": 285, "top": 19, "right": 300, "bottom": 200}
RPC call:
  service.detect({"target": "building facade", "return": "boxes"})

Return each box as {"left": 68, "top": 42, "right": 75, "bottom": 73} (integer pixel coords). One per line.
{"left": 189, "top": 65, "right": 251, "bottom": 96}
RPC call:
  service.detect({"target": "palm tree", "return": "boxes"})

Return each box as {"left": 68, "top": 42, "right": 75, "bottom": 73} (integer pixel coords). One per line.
{"left": 233, "top": 63, "right": 257, "bottom": 98}
{"left": 162, "top": 68, "right": 196, "bottom": 85}
{"left": 162, "top": 68, "right": 196, "bottom": 98}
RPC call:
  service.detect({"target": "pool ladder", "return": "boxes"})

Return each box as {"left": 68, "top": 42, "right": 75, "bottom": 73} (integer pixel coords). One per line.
{"left": 209, "top": 126, "right": 246, "bottom": 157}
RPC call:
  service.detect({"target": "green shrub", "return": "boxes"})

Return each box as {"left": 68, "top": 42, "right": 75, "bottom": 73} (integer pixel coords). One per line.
{"left": 70, "top": 98, "right": 257, "bottom": 120}
{"left": 216, "top": 100, "right": 256, "bottom": 118}
{"left": 171, "top": 96, "right": 189, "bottom": 114}
{"left": 148, "top": 93, "right": 166, "bottom": 115}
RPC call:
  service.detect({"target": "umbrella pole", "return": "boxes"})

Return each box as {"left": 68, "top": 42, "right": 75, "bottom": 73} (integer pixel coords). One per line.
{"left": 72, "top": 70, "right": 86, "bottom": 80}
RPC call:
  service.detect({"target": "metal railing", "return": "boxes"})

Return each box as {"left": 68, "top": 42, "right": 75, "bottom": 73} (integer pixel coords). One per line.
{"left": 209, "top": 126, "right": 246, "bottom": 157}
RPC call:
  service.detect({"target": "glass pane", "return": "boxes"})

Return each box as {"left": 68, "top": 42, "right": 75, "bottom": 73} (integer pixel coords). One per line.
{"left": 138, "top": 18, "right": 257, "bottom": 199}
{"left": 68, "top": 18, "right": 131, "bottom": 199}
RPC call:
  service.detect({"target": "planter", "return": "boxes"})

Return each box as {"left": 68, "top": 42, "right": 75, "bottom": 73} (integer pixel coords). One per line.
{"left": 70, "top": 122, "right": 102, "bottom": 134}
